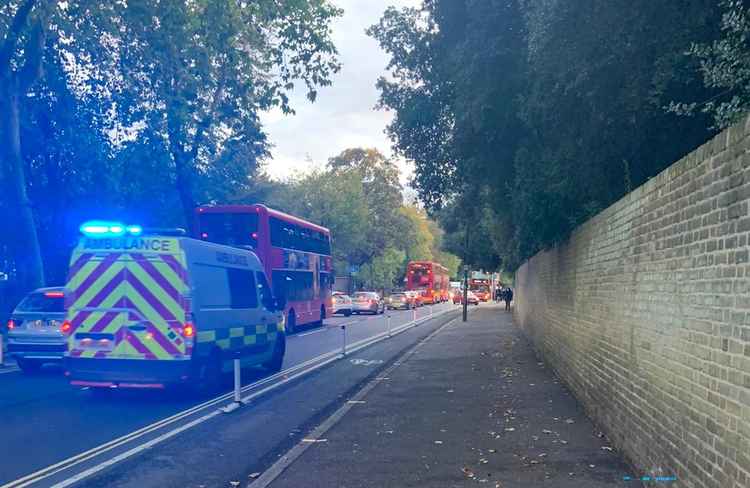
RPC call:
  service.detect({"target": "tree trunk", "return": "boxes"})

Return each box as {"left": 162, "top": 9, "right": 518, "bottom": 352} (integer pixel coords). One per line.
{"left": 1, "top": 78, "right": 45, "bottom": 290}
{"left": 175, "top": 160, "right": 196, "bottom": 235}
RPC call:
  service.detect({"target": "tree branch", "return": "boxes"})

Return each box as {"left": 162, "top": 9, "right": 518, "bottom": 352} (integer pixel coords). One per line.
{"left": 0, "top": 0, "right": 39, "bottom": 71}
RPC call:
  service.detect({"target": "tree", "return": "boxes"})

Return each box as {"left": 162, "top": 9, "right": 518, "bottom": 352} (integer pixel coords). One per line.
{"left": 114, "top": 0, "right": 343, "bottom": 229}
{"left": 371, "top": 0, "right": 723, "bottom": 270}
{"left": 359, "top": 247, "right": 406, "bottom": 290}
{"left": 328, "top": 148, "right": 408, "bottom": 259}
{"left": 670, "top": 0, "right": 750, "bottom": 129}
{"left": 1, "top": 0, "right": 51, "bottom": 290}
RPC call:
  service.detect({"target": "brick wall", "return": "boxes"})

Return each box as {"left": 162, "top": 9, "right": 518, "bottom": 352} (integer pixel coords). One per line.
{"left": 514, "top": 115, "right": 750, "bottom": 488}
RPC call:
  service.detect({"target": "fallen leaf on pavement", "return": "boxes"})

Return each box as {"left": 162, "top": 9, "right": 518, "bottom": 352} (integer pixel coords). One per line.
{"left": 564, "top": 419, "right": 575, "bottom": 424}
{"left": 480, "top": 458, "right": 488, "bottom": 464}
{"left": 560, "top": 440, "right": 568, "bottom": 445}
{"left": 248, "top": 473, "right": 261, "bottom": 479}
{"left": 488, "top": 449, "right": 497, "bottom": 453}
{"left": 601, "top": 446, "right": 613, "bottom": 451}
{"left": 542, "top": 429, "right": 553, "bottom": 434}
{"left": 462, "top": 467, "right": 475, "bottom": 478}
{"left": 434, "top": 440, "right": 443, "bottom": 444}
{"left": 505, "top": 427, "right": 515, "bottom": 432}
{"left": 230, "top": 482, "right": 240, "bottom": 487}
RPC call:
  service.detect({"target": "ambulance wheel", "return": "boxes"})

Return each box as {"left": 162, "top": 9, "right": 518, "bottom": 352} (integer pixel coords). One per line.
{"left": 286, "top": 310, "right": 296, "bottom": 335}
{"left": 16, "top": 358, "right": 41, "bottom": 374}
{"left": 263, "top": 333, "right": 286, "bottom": 373}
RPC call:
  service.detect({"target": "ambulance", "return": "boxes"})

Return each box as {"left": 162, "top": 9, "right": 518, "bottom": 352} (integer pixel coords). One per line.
{"left": 62, "top": 221, "right": 287, "bottom": 391}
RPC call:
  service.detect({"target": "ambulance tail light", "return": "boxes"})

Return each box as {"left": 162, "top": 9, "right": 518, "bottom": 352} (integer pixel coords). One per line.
{"left": 61, "top": 320, "right": 72, "bottom": 335}
{"left": 181, "top": 322, "right": 195, "bottom": 338}
{"left": 7, "top": 319, "right": 16, "bottom": 330}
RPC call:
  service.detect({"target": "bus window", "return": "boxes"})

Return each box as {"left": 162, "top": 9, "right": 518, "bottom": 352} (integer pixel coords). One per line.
{"left": 272, "top": 270, "right": 314, "bottom": 301}
{"left": 199, "top": 213, "right": 258, "bottom": 248}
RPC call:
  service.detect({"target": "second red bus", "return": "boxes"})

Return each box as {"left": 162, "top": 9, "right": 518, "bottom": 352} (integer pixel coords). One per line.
{"left": 405, "top": 261, "right": 450, "bottom": 304}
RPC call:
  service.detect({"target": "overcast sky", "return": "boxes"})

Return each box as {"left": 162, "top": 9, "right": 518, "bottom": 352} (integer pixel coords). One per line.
{"left": 259, "top": 0, "right": 419, "bottom": 186}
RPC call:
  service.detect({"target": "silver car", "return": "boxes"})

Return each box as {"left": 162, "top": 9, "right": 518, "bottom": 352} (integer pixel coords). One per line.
{"left": 351, "top": 291, "right": 385, "bottom": 315}
{"left": 6, "top": 287, "right": 67, "bottom": 373}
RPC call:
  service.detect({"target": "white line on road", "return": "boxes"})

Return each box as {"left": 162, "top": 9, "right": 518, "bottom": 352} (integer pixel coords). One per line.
{"left": 296, "top": 328, "right": 326, "bottom": 337}
{"left": 0, "top": 366, "right": 19, "bottom": 374}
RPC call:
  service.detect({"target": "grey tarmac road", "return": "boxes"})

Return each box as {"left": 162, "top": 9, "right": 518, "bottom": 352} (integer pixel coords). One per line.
{"left": 0, "top": 302, "right": 459, "bottom": 488}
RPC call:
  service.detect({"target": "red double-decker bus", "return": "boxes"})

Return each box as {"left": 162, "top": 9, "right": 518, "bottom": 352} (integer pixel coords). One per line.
{"left": 405, "top": 261, "right": 449, "bottom": 304}
{"left": 195, "top": 204, "right": 333, "bottom": 333}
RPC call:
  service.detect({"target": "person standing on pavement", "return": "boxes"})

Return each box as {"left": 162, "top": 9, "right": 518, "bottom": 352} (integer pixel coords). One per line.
{"left": 504, "top": 287, "right": 513, "bottom": 311}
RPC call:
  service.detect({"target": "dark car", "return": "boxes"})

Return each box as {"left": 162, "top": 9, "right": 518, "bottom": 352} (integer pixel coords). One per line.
{"left": 6, "top": 287, "right": 67, "bottom": 373}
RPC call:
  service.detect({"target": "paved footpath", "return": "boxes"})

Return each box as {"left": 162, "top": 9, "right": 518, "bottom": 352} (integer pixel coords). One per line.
{"left": 263, "top": 305, "right": 636, "bottom": 488}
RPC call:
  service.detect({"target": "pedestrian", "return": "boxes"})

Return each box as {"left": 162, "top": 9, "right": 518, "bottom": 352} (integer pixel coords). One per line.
{"left": 494, "top": 287, "right": 502, "bottom": 302}
{"left": 504, "top": 287, "right": 513, "bottom": 311}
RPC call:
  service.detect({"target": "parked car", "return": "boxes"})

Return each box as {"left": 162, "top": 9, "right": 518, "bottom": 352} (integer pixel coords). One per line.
{"left": 332, "top": 292, "right": 353, "bottom": 316}
{"left": 456, "top": 290, "right": 480, "bottom": 306}
{"left": 387, "top": 292, "right": 413, "bottom": 310}
{"left": 6, "top": 287, "right": 67, "bottom": 373}
{"left": 352, "top": 291, "right": 385, "bottom": 314}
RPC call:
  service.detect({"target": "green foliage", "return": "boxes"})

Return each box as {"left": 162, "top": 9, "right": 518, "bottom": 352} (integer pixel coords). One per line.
{"left": 359, "top": 247, "right": 407, "bottom": 291}
{"left": 371, "top": 0, "right": 723, "bottom": 270}
{"left": 670, "top": 0, "right": 750, "bottom": 129}
{"left": 263, "top": 147, "right": 461, "bottom": 290}
{"left": 0, "top": 0, "right": 342, "bottom": 297}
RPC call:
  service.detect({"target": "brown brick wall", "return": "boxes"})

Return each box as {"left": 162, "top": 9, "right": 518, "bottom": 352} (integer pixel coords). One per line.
{"left": 514, "top": 115, "right": 750, "bottom": 488}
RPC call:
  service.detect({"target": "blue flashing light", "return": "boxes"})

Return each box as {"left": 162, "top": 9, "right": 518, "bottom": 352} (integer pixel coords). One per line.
{"left": 80, "top": 221, "right": 144, "bottom": 238}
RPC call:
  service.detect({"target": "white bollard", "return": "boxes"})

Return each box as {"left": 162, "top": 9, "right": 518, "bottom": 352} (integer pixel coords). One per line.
{"left": 222, "top": 358, "right": 243, "bottom": 413}
{"left": 233, "top": 358, "right": 241, "bottom": 403}
{"left": 430, "top": 304, "right": 434, "bottom": 316}
{"left": 341, "top": 325, "right": 347, "bottom": 356}
{"left": 387, "top": 314, "right": 392, "bottom": 337}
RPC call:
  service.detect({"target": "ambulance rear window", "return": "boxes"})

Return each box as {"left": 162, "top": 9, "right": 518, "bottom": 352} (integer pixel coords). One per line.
{"left": 17, "top": 293, "right": 64, "bottom": 313}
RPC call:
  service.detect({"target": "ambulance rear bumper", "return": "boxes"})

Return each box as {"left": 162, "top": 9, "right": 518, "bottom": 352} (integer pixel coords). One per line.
{"left": 64, "top": 357, "right": 193, "bottom": 388}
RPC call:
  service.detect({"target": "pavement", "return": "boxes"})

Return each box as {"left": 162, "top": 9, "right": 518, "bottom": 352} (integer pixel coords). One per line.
{"left": 264, "top": 304, "right": 637, "bottom": 488}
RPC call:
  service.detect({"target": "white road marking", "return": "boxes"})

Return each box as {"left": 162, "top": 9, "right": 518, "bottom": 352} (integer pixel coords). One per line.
{"left": 297, "top": 329, "right": 326, "bottom": 337}
{"left": 4, "top": 305, "right": 462, "bottom": 488}
{"left": 0, "top": 366, "right": 20, "bottom": 374}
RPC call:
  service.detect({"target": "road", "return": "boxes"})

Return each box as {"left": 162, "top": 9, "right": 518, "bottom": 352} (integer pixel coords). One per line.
{"left": 0, "top": 302, "right": 461, "bottom": 487}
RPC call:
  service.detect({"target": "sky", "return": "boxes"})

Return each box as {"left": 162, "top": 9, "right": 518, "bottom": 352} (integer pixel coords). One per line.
{"left": 259, "top": 0, "right": 419, "bottom": 186}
